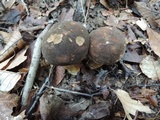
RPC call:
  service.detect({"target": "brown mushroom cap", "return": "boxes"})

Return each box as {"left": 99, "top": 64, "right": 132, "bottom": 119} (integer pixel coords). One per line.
{"left": 42, "top": 21, "right": 90, "bottom": 66}
{"left": 89, "top": 27, "right": 126, "bottom": 66}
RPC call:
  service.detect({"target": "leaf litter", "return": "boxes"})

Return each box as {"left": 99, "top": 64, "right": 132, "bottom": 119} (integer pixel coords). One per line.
{"left": 0, "top": 0, "right": 160, "bottom": 120}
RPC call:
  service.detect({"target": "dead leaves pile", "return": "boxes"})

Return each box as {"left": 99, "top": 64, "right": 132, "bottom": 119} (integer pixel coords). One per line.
{"left": 0, "top": 0, "right": 159, "bottom": 120}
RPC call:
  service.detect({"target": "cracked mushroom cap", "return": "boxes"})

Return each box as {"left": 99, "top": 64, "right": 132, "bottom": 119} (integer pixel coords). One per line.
{"left": 88, "top": 27, "right": 126, "bottom": 68}
{"left": 42, "top": 21, "right": 90, "bottom": 66}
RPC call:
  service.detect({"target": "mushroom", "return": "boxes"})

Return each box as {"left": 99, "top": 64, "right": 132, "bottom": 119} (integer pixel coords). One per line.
{"left": 42, "top": 21, "right": 90, "bottom": 66}
{"left": 88, "top": 27, "right": 126, "bottom": 69}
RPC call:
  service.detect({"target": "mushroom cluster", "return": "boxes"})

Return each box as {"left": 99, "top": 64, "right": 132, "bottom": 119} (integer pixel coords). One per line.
{"left": 42, "top": 21, "right": 126, "bottom": 69}
{"left": 88, "top": 27, "right": 126, "bottom": 69}
{"left": 42, "top": 21, "right": 90, "bottom": 66}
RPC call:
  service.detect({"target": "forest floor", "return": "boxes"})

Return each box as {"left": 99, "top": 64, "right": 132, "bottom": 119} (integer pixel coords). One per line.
{"left": 0, "top": 0, "right": 160, "bottom": 120}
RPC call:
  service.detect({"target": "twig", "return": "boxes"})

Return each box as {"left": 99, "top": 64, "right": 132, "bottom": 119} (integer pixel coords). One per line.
{"left": 20, "top": 25, "right": 45, "bottom": 32}
{"left": 21, "top": 21, "right": 53, "bottom": 106}
{"left": 80, "top": 0, "right": 86, "bottom": 23}
{"left": 84, "top": 0, "right": 91, "bottom": 26}
{"left": 50, "top": 86, "right": 93, "bottom": 97}
{"left": 133, "top": 110, "right": 138, "bottom": 120}
{"left": 126, "top": 0, "right": 128, "bottom": 8}
{"left": 25, "top": 65, "right": 54, "bottom": 118}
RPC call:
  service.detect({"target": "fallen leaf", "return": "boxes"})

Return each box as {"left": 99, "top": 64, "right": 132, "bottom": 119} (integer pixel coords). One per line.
{"left": 6, "top": 47, "right": 28, "bottom": 70}
{"left": 54, "top": 66, "right": 65, "bottom": 85}
{"left": 141, "top": 88, "right": 158, "bottom": 107}
{"left": 0, "top": 31, "right": 11, "bottom": 43}
{"left": 104, "top": 15, "right": 119, "bottom": 27}
{"left": 0, "top": 70, "right": 21, "bottom": 92}
{"left": 0, "top": 30, "right": 25, "bottom": 62}
{"left": 140, "top": 55, "right": 160, "bottom": 80}
{"left": 0, "top": 91, "right": 19, "bottom": 119}
{"left": 122, "top": 44, "right": 143, "bottom": 63}
{"left": 100, "top": 0, "right": 109, "bottom": 9}
{"left": 136, "top": 18, "right": 148, "bottom": 31}
{"left": 134, "top": 2, "right": 154, "bottom": 21}
{"left": 0, "top": 55, "right": 14, "bottom": 70}
{"left": 147, "top": 27, "right": 160, "bottom": 57}
{"left": 114, "top": 89, "right": 154, "bottom": 120}
{"left": 101, "top": 10, "right": 113, "bottom": 16}
{"left": 0, "top": 9, "right": 21, "bottom": 24}
{"left": 81, "top": 100, "right": 112, "bottom": 119}
{"left": 149, "top": 0, "right": 160, "bottom": 26}
{"left": 127, "top": 25, "right": 137, "bottom": 42}
{"left": 40, "top": 93, "right": 63, "bottom": 120}
{"left": 68, "top": 98, "right": 91, "bottom": 112}
{"left": 58, "top": 8, "right": 74, "bottom": 21}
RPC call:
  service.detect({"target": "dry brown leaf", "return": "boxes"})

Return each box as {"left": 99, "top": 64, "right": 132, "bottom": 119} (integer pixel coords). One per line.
{"left": 0, "top": 55, "right": 14, "bottom": 70}
{"left": 6, "top": 47, "right": 28, "bottom": 70}
{"left": 0, "top": 70, "right": 21, "bottom": 92}
{"left": 0, "top": 91, "right": 19, "bottom": 119}
{"left": 91, "top": 0, "right": 97, "bottom": 5}
{"left": 104, "top": 15, "right": 119, "bottom": 27}
{"left": 147, "top": 27, "right": 160, "bottom": 57}
{"left": 81, "top": 100, "right": 112, "bottom": 119}
{"left": 141, "top": 88, "right": 158, "bottom": 107}
{"left": 54, "top": 66, "right": 65, "bottom": 85}
{"left": 134, "top": 2, "right": 154, "bottom": 21}
{"left": 114, "top": 89, "right": 154, "bottom": 120}
{"left": 0, "top": 30, "right": 26, "bottom": 62}
{"left": 101, "top": 10, "right": 113, "bottom": 16}
{"left": 100, "top": 0, "right": 109, "bottom": 9}
{"left": 140, "top": 55, "right": 160, "bottom": 80}
{"left": 59, "top": 8, "right": 74, "bottom": 21}
{"left": 40, "top": 93, "right": 63, "bottom": 120}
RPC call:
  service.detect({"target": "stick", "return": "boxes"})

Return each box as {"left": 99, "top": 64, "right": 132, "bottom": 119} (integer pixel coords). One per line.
{"left": 26, "top": 65, "right": 54, "bottom": 117}
{"left": 21, "top": 21, "right": 53, "bottom": 106}
{"left": 50, "top": 86, "right": 93, "bottom": 97}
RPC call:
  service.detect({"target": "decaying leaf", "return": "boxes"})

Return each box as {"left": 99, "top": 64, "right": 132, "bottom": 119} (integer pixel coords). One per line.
{"left": 100, "top": 0, "right": 109, "bottom": 9}
{"left": 81, "top": 100, "right": 112, "bottom": 119}
{"left": 141, "top": 88, "right": 158, "bottom": 107}
{"left": 68, "top": 98, "right": 91, "bottom": 112}
{"left": 59, "top": 8, "right": 74, "bottom": 21}
{"left": 140, "top": 55, "right": 160, "bottom": 80}
{"left": 0, "top": 55, "right": 14, "bottom": 70}
{"left": 122, "top": 44, "right": 143, "bottom": 63}
{"left": 0, "top": 30, "right": 26, "bottom": 62}
{"left": 54, "top": 66, "right": 65, "bottom": 85}
{"left": 134, "top": 2, "right": 154, "bottom": 21}
{"left": 40, "top": 93, "right": 63, "bottom": 120}
{"left": 6, "top": 47, "right": 28, "bottom": 70}
{"left": 114, "top": 89, "right": 154, "bottom": 120}
{"left": 0, "top": 91, "right": 19, "bottom": 119}
{"left": 0, "top": 70, "right": 21, "bottom": 92}
{"left": 147, "top": 27, "right": 160, "bottom": 57}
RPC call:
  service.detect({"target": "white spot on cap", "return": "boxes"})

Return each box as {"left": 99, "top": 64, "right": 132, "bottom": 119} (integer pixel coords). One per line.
{"left": 76, "top": 36, "right": 85, "bottom": 46}
{"left": 47, "top": 34, "right": 63, "bottom": 44}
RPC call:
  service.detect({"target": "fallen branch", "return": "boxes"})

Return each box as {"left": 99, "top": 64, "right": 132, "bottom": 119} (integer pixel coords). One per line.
{"left": 21, "top": 21, "right": 53, "bottom": 106}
